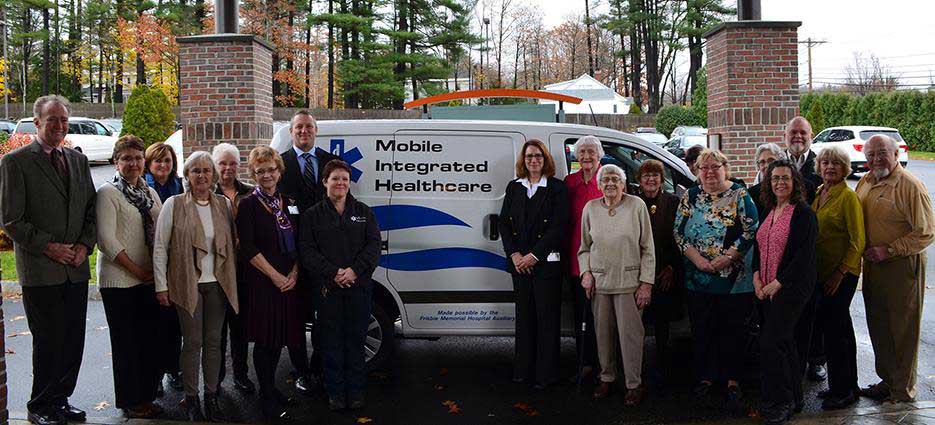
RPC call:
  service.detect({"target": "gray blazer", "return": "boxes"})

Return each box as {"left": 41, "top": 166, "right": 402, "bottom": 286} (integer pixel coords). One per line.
{"left": 0, "top": 140, "right": 97, "bottom": 286}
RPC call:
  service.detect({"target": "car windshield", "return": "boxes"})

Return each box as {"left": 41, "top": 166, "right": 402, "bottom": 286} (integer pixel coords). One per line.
{"left": 859, "top": 130, "right": 904, "bottom": 142}
{"left": 15, "top": 122, "right": 37, "bottom": 134}
{"left": 681, "top": 135, "right": 707, "bottom": 147}
{"left": 681, "top": 127, "right": 707, "bottom": 136}
{"left": 637, "top": 133, "right": 668, "bottom": 145}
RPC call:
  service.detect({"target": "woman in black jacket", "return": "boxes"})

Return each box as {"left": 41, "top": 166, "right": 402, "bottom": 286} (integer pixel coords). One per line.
{"left": 299, "top": 160, "right": 381, "bottom": 411}
{"left": 752, "top": 160, "right": 818, "bottom": 425}
{"left": 499, "top": 139, "right": 569, "bottom": 389}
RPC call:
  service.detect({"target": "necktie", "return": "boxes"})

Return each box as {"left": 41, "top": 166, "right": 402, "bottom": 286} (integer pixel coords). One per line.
{"left": 50, "top": 149, "right": 69, "bottom": 186}
{"left": 301, "top": 152, "right": 316, "bottom": 191}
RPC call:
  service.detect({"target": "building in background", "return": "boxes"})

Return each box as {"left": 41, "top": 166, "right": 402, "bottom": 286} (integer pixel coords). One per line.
{"left": 540, "top": 74, "right": 634, "bottom": 114}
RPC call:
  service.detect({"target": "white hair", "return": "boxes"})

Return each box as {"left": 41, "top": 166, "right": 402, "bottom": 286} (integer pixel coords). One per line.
{"left": 573, "top": 135, "right": 605, "bottom": 159}
{"left": 597, "top": 163, "right": 626, "bottom": 184}
{"left": 867, "top": 134, "right": 900, "bottom": 152}
{"left": 755, "top": 143, "right": 786, "bottom": 162}
{"left": 182, "top": 150, "right": 219, "bottom": 191}
{"left": 212, "top": 143, "right": 241, "bottom": 164}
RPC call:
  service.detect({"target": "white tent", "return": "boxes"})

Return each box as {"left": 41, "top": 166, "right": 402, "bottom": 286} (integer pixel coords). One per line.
{"left": 540, "top": 74, "right": 634, "bottom": 114}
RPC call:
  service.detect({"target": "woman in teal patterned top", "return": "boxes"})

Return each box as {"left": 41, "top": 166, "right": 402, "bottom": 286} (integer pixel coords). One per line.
{"left": 674, "top": 149, "right": 759, "bottom": 408}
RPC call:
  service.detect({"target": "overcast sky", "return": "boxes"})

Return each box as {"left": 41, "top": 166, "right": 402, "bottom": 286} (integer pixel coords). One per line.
{"left": 511, "top": 0, "right": 935, "bottom": 88}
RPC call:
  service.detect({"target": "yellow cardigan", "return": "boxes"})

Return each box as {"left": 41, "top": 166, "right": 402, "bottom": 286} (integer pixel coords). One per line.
{"left": 812, "top": 180, "right": 865, "bottom": 283}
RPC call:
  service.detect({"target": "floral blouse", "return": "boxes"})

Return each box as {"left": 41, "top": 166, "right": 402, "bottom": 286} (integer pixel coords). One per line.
{"left": 674, "top": 182, "right": 759, "bottom": 294}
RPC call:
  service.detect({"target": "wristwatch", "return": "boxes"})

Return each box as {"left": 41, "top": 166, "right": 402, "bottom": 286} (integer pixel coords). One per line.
{"left": 887, "top": 246, "right": 896, "bottom": 257}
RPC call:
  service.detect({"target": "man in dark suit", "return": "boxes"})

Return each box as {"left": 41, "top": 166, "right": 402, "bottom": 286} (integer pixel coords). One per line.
{"left": 0, "top": 95, "right": 96, "bottom": 425}
{"left": 783, "top": 116, "right": 828, "bottom": 386}
{"left": 278, "top": 110, "right": 339, "bottom": 395}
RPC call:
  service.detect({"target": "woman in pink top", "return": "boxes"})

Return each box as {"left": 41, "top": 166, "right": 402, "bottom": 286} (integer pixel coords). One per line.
{"left": 564, "top": 135, "right": 604, "bottom": 383}
{"left": 752, "top": 160, "right": 818, "bottom": 425}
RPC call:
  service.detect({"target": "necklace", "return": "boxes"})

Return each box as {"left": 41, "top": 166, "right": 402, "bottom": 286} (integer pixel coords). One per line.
{"left": 604, "top": 197, "right": 622, "bottom": 217}
{"left": 194, "top": 197, "right": 210, "bottom": 206}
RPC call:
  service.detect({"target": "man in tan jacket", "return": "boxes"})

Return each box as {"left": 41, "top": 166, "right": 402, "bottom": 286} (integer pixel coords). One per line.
{"left": 856, "top": 134, "right": 934, "bottom": 403}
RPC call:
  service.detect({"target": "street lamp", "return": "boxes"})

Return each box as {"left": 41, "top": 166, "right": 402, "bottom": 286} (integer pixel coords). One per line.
{"left": 0, "top": 15, "right": 10, "bottom": 119}
{"left": 483, "top": 17, "right": 490, "bottom": 95}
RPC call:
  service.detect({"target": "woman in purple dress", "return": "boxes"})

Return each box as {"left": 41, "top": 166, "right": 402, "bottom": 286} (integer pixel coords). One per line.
{"left": 236, "top": 146, "right": 305, "bottom": 420}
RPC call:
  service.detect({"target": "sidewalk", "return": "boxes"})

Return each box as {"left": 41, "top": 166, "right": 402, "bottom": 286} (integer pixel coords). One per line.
{"left": 10, "top": 401, "right": 935, "bottom": 424}
{"left": 2, "top": 281, "right": 102, "bottom": 300}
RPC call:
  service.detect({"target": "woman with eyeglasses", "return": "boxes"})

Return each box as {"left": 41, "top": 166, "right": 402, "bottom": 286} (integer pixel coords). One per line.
{"left": 499, "top": 139, "right": 569, "bottom": 390}
{"left": 578, "top": 164, "right": 655, "bottom": 405}
{"left": 748, "top": 143, "right": 786, "bottom": 213}
{"left": 674, "top": 149, "right": 759, "bottom": 409}
{"left": 753, "top": 159, "right": 818, "bottom": 424}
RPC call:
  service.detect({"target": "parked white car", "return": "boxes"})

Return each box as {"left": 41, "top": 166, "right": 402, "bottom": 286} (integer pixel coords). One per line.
{"left": 14, "top": 117, "right": 118, "bottom": 162}
{"left": 810, "top": 126, "right": 909, "bottom": 173}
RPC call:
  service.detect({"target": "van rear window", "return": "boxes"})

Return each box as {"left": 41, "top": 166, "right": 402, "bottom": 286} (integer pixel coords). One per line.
{"left": 859, "top": 130, "right": 904, "bottom": 142}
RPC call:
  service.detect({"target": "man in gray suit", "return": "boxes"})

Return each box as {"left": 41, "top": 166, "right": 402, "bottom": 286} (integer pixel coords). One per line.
{"left": 0, "top": 95, "right": 96, "bottom": 425}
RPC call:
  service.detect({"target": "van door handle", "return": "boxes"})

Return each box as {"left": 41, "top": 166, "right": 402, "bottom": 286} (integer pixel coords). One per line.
{"left": 381, "top": 240, "right": 388, "bottom": 251}
{"left": 487, "top": 214, "right": 500, "bottom": 241}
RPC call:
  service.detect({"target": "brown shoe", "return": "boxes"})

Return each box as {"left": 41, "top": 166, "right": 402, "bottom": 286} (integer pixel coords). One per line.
{"left": 624, "top": 387, "right": 645, "bottom": 406}
{"left": 592, "top": 382, "right": 611, "bottom": 399}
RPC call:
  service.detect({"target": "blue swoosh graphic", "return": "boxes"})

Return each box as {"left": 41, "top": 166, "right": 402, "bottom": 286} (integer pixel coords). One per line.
{"left": 372, "top": 205, "right": 470, "bottom": 231}
{"left": 380, "top": 248, "right": 506, "bottom": 271}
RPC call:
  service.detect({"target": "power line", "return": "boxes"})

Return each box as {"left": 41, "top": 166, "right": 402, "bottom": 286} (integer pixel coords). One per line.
{"left": 798, "top": 38, "right": 829, "bottom": 92}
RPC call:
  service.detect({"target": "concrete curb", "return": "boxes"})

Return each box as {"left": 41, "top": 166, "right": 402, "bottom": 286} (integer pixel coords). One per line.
{"left": 2, "top": 281, "right": 102, "bottom": 300}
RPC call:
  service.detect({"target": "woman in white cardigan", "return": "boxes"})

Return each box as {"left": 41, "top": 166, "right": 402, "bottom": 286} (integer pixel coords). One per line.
{"left": 578, "top": 164, "right": 655, "bottom": 405}
{"left": 96, "top": 135, "right": 164, "bottom": 418}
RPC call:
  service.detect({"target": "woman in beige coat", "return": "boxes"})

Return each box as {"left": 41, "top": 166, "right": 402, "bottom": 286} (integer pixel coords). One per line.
{"left": 153, "top": 151, "right": 238, "bottom": 422}
{"left": 578, "top": 164, "right": 655, "bottom": 405}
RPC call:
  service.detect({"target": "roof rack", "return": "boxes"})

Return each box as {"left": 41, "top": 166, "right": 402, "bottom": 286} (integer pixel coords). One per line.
{"left": 403, "top": 89, "right": 583, "bottom": 123}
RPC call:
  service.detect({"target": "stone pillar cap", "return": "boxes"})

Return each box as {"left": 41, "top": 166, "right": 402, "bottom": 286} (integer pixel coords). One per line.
{"left": 176, "top": 33, "right": 275, "bottom": 52}
{"left": 703, "top": 21, "right": 802, "bottom": 39}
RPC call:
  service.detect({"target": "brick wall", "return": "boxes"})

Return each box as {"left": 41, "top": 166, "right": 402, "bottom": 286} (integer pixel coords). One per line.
{"left": 704, "top": 21, "right": 801, "bottom": 181}
{"left": 177, "top": 34, "right": 274, "bottom": 164}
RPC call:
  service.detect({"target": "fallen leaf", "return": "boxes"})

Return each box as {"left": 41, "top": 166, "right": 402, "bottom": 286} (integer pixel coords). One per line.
{"left": 439, "top": 368, "right": 449, "bottom": 376}
{"left": 94, "top": 326, "right": 108, "bottom": 331}
{"left": 94, "top": 400, "right": 110, "bottom": 411}
{"left": 513, "top": 402, "right": 531, "bottom": 411}
{"left": 10, "top": 315, "right": 24, "bottom": 322}
{"left": 434, "top": 384, "right": 445, "bottom": 391}
{"left": 448, "top": 405, "right": 462, "bottom": 414}
{"left": 6, "top": 332, "right": 16, "bottom": 338}
{"left": 356, "top": 418, "right": 373, "bottom": 424}
{"left": 5, "top": 348, "right": 14, "bottom": 354}
{"left": 527, "top": 410, "right": 539, "bottom": 417}
{"left": 442, "top": 400, "right": 455, "bottom": 407}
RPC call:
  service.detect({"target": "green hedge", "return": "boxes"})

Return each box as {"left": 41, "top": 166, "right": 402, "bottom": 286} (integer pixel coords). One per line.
{"left": 656, "top": 105, "right": 702, "bottom": 137}
{"left": 801, "top": 91, "right": 935, "bottom": 151}
{"left": 122, "top": 85, "right": 176, "bottom": 147}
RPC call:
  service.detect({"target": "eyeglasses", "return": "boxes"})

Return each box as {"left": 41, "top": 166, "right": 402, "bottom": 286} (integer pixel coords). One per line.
{"left": 698, "top": 164, "right": 723, "bottom": 173}
{"left": 600, "top": 176, "right": 622, "bottom": 183}
{"left": 525, "top": 154, "right": 544, "bottom": 160}
{"left": 756, "top": 158, "right": 775, "bottom": 167}
{"left": 771, "top": 175, "right": 793, "bottom": 183}
{"left": 864, "top": 150, "right": 894, "bottom": 160}
{"left": 117, "top": 155, "right": 144, "bottom": 163}
{"left": 254, "top": 167, "right": 279, "bottom": 176}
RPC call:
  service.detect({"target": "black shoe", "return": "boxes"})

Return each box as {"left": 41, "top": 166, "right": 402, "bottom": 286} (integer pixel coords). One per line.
{"left": 794, "top": 399, "right": 804, "bottom": 413}
{"left": 233, "top": 376, "right": 256, "bottom": 394}
{"left": 858, "top": 381, "right": 891, "bottom": 401}
{"left": 763, "top": 402, "right": 794, "bottom": 425}
{"left": 203, "top": 393, "right": 227, "bottom": 422}
{"left": 808, "top": 363, "right": 828, "bottom": 382}
{"left": 155, "top": 380, "right": 165, "bottom": 397}
{"left": 726, "top": 385, "right": 743, "bottom": 403}
{"left": 328, "top": 396, "right": 346, "bottom": 411}
{"left": 349, "top": 395, "right": 365, "bottom": 410}
{"left": 185, "top": 396, "right": 204, "bottom": 422}
{"left": 57, "top": 402, "right": 87, "bottom": 422}
{"left": 295, "top": 375, "right": 319, "bottom": 396}
{"left": 692, "top": 381, "right": 713, "bottom": 397}
{"left": 816, "top": 388, "right": 831, "bottom": 399}
{"left": 822, "top": 392, "right": 858, "bottom": 410}
{"left": 167, "top": 372, "right": 184, "bottom": 391}
{"left": 27, "top": 411, "right": 65, "bottom": 425}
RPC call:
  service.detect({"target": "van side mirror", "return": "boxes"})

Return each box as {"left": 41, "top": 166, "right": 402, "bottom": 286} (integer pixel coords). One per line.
{"left": 486, "top": 214, "right": 500, "bottom": 241}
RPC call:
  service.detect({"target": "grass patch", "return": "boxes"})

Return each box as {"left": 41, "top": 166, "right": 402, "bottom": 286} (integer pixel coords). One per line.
{"left": 2, "top": 250, "right": 98, "bottom": 283}
{"left": 910, "top": 151, "right": 935, "bottom": 161}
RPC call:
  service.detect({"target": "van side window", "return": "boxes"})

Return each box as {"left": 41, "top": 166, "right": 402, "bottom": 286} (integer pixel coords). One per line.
{"left": 564, "top": 138, "right": 676, "bottom": 194}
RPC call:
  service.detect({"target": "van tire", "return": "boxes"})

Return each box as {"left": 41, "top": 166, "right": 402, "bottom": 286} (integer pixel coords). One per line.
{"left": 366, "top": 301, "right": 394, "bottom": 371}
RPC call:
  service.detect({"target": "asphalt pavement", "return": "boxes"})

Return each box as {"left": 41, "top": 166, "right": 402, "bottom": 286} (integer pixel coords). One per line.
{"left": 1, "top": 160, "right": 932, "bottom": 424}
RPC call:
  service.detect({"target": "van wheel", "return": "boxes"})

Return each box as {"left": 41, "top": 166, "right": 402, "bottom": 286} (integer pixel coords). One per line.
{"left": 365, "top": 301, "right": 394, "bottom": 371}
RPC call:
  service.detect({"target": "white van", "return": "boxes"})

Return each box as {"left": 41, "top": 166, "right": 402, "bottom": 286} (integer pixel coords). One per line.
{"left": 270, "top": 119, "right": 695, "bottom": 369}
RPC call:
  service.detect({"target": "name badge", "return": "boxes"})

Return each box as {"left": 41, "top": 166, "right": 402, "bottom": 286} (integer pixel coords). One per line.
{"left": 288, "top": 206, "right": 299, "bottom": 214}
{"left": 547, "top": 252, "right": 561, "bottom": 262}
{"left": 351, "top": 216, "right": 366, "bottom": 223}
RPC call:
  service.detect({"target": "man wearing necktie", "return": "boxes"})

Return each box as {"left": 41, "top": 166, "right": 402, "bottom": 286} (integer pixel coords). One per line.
{"left": 0, "top": 95, "right": 97, "bottom": 425}
{"left": 277, "top": 111, "right": 339, "bottom": 395}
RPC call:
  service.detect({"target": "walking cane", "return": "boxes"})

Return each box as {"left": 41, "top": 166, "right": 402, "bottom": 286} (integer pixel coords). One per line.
{"left": 576, "top": 320, "right": 587, "bottom": 392}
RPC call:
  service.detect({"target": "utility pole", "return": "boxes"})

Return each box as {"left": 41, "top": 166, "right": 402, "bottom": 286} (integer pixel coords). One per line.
{"left": 1, "top": 13, "right": 8, "bottom": 119}
{"left": 799, "top": 37, "right": 828, "bottom": 92}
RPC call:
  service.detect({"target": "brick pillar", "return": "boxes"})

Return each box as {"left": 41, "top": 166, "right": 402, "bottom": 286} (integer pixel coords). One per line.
{"left": 0, "top": 295, "right": 7, "bottom": 425}
{"left": 704, "top": 21, "right": 801, "bottom": 182}
{"left": 177, "top": 34, "right": 274, "bottom": 167}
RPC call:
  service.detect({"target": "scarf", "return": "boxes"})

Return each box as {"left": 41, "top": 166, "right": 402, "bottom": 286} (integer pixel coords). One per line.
{"left": 253, "top": 186, "right": 296, "bottom": 255}
{"left": 111, "top": 172, "right": 156, "bottom": 248}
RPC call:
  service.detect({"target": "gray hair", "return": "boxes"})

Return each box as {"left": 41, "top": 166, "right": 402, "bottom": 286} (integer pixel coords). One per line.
{"left": 815, "top": 146, "right": 853, "bottom": 177}
{"left": 573, "top": 135, "right": 605, "bottom": 159}
{"left": 290, "top": 110, "right": 318, "bottom": 127}
{"left": 212, "top": 143, "right": 241, "bottom": 164}
{"left": 867, "top": 134, "right": 900, "bottom": 152}
{"left": 182, "top": 150, "right": 219, "bottom": 190}
{"left": 33, "top": 95, "right": 71, "bottom": 118}
{"left": 755, "top": 143, "right": 786, "bottom": 162}
{"left": 597, "top": 163, "right": 626, "bottom": 185}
